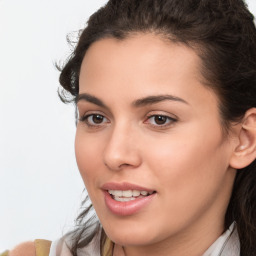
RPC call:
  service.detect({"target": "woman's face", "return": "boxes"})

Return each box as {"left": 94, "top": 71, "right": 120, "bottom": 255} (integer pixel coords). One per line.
{"left": 75, "top": 34, "right": 237, "bottom": 252}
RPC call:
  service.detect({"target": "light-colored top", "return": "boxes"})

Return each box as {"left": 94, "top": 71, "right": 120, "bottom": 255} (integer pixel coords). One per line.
{"left": 49, "top": 222, "right": 240, "bottom": 256}
{"left": 0, "top": 223, "right": 239, "bottom": 256}
{"left": 202, "top": 222, "right": 240, "bottom": 256}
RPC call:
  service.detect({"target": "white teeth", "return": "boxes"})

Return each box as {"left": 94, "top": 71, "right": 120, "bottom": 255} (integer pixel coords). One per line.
{"left": 109, "top": 190, "right": 122, "bottom": 196}
{"left": 116, "top": 190, "right": 123, "bottom": 197}
{"left": 114, "top": 197, "right": 136, "bottom": 202}
{"left": 132, "top": 190, "right": 140, "bottom": 197}
{"left": 108, "top": 190, "right": 153, "bottom": 199}
{"left": 123, "top": 190, "right": 132, "bottom": 197}
{"left": 141, "top": 191, "right": 148, "bottom": 196}
{"left": 109, "top": 190, "right": 114, "bottom": 195}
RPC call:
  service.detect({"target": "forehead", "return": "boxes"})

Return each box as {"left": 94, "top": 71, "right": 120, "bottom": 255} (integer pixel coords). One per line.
{"left": 79, "top": 33, "right": 217, "bottom": 108}
{"left": 81, "top": 34, "right": 201, "bottom": 83}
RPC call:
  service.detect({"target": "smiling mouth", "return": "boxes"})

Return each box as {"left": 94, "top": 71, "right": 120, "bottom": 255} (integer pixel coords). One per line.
{"left": 108, "top": 190, "right": 156, "bottom": 202}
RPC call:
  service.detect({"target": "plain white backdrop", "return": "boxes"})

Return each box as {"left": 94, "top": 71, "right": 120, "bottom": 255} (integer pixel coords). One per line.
{"left": 0, "top": 0, "right": 107, "bottom": 251}
{"left": 0, "top": 0, "right": 255, "bottom": 252}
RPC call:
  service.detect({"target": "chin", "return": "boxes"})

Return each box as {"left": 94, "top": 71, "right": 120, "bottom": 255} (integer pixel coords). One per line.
{"left": 102, "top": 221, "right": 161, "bottom": 247}
{"left": 109, "top": 233, "right": 155, "bottom": 247}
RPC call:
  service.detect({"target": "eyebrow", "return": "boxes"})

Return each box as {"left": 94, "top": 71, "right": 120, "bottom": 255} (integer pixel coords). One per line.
{"left": 76, "top": 93, "right": 108, "bottom": 109}
{"left": 133, "top": 95, "right": 189, "bottom": 107}
{"left": 76, "top": 93, "right": 188, "bottom": 108}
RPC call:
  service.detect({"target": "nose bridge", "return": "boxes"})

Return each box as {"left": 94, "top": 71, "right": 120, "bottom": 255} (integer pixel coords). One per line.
{"left": 103, "top": 120, "right": 141, "bottom": 171}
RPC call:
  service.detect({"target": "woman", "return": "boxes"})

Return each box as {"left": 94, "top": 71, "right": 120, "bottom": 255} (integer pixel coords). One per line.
{"left": 7, "top": 0, "right": 256, "bottom": 255}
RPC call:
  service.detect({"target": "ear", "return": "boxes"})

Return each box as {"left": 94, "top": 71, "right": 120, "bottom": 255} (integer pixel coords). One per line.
{"left": 229, "top": 108, "right": 256, "bottom": 169}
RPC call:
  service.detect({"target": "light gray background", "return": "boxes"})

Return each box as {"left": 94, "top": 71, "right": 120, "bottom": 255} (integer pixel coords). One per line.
{"left": 0, "top": 0, "right": 255, "bottom": 252}
{"left": 0, "top": 0, "right": 107, "bottom": 251}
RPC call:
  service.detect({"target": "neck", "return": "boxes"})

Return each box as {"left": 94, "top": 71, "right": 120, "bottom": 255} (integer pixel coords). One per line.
{"left": 114, "top": 218, "right": 225, "bottom": 256}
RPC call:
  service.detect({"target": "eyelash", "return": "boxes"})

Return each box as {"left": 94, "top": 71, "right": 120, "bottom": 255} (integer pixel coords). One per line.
{"left": 78, "top": 113, "right": 177, "bottom": 129}
{"left": 79, "top": 113, "right": 109, "bottom": 128}
{"left": 144, "top": 114, "right": 177, "bottom": 128}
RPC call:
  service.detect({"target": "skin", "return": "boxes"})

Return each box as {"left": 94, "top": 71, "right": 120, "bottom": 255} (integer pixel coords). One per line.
{"left": 75, "top": 34, "right": 238, "bottom": 256}
{"left": 9, "top": 242, "right": 35, "bottom": 256}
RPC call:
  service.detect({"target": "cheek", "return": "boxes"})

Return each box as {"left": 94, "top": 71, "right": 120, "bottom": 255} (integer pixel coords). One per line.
{"left": 146, "top": 122, "right": 229, "bottom": 203}
{"left": 75, "top": 129, "right": 103, "bottom": 188}
{"left": 139, "top": 125, "right": 232, "bottom": 234}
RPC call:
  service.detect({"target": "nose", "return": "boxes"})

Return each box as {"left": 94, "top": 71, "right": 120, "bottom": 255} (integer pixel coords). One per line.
{"left": 103, "top": 124, "right": 142, "bottom": 171}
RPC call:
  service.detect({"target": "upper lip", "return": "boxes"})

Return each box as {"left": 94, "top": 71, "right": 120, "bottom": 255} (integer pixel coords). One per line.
{"left": 101, "top": 182, "right": 155, "bottom": 192}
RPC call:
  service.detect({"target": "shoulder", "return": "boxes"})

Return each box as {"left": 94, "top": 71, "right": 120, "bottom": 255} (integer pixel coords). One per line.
{"left": 8, "top": 239, "right": 52, "bottom": 256}
{"left": 9, "top": 241, "right": 36, "bottom": 256}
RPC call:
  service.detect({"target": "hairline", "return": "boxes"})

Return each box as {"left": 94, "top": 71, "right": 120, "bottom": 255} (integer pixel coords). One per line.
{"left": 80, "top": 30, "right": 236, "bottom": 136}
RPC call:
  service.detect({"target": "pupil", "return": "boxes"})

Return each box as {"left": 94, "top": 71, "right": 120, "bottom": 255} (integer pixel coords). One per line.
{"left": 155, "top": 115, "right": 167, "bottom": 125}
{"left": 93, "top": 115, "right": 103, "bottom": 124}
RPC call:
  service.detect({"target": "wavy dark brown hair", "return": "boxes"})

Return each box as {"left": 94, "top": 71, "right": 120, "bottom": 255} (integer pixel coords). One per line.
{"left": 58, "top": 0, "right": 256, "bottom": 255}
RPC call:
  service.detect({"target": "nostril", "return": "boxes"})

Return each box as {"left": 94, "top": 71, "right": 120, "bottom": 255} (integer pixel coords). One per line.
{"left": 103, "top": 141, "right": 142, "bottom": 171}
{"left": 104, "top": 161, "right": 132, "bottom": 171}
{"left": 118, "top": 163, "right": 131, "bottom": 168}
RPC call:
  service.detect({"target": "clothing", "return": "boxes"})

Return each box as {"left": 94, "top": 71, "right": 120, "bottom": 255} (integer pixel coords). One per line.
{"left": 0, "top": 251, "right": 9, "bottom": 256}
{"left": 49, "top": 222, "right": 240, "bottom": 256}
{"left": 0, "top": 222, "right": 239, "bottom": 256}
{"left": 0, "top": 239, "right": 51, "bottom": 256}
{"left": 35, "top": 239, "right": 52, "bottom": 256}
{"left": 202, "top": 223, "right": 240, "bottom": 256}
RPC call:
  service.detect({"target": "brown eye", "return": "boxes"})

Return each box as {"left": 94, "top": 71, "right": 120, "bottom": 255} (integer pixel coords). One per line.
{"left": 154, "top": 115, "right": 168, "bottom": 125}
{"left": 92, "top": 114, "right": 104, "bottom": 124}
{"left": 146, "top": 114, "right": 177, "bottom": 127}
{"left": 80, "top": 114, "right": 109, "bottom": 126}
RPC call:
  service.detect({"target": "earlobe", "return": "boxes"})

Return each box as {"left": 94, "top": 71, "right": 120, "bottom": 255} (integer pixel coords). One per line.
{"left": 229, "top": 108, "right": 256, "bottom": 169}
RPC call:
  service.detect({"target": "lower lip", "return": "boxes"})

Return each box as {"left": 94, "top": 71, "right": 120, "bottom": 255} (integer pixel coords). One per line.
{"left": 104, "top": 191, "right": 156, "bottom": 216}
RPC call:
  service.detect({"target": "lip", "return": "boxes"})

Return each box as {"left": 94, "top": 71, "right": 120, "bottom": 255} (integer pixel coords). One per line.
{"left": 101, "top": 182, "right": 155, "bottom": 192}
{"left": 102, "top": 182, "right": 156, "bottom": 216}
